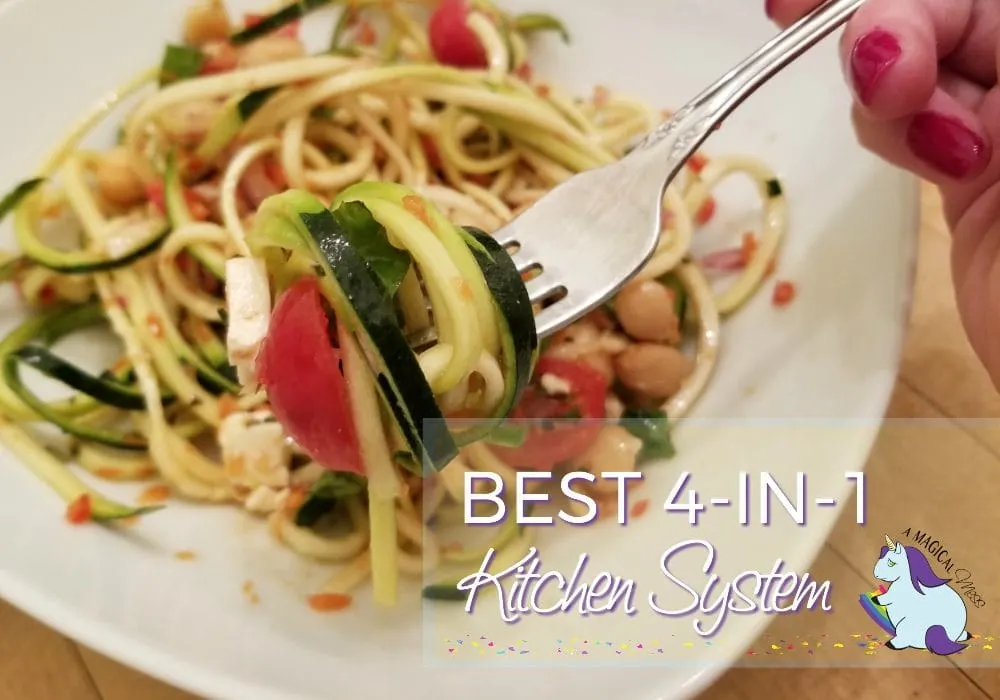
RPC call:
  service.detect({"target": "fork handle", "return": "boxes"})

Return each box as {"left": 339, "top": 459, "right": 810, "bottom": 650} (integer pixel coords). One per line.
{"left": 634, "top": 0, "right": 864, "bottom": 174}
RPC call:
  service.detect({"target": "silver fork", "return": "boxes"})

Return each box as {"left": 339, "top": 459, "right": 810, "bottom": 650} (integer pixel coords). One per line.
{"left": 497, "top": 0, "right": 864, "bottom": 339}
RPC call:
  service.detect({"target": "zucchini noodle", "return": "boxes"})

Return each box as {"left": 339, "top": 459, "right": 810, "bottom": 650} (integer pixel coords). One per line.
{"left": 0, "top": 0, "right": 790, "bottom": 608}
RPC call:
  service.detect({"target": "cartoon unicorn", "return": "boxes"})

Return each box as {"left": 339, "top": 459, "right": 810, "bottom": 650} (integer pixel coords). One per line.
{"left": 872, "top": 534, "right": 970, "bottom": 654}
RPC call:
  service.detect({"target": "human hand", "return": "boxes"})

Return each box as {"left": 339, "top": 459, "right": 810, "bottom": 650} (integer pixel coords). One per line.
{"left": 767, "top": 0, "right": 1000, "bottom": 387}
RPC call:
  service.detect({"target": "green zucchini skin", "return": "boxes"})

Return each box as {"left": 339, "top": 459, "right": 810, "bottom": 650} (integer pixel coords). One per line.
{"left": 0, "top": 304, "right": 162, "bottom": 450}
{"left": 9, "top": 345, "right": 162, "bottom": 411}
{"left": 19, "top": 221, "right": 171, "bottom": 275}
{"left": 196, "top": 88, "right": 278, "bottom": 164}
{"left": 450, "top": 227, "right": 537, "bottom": 446}
{"left": 229, "top": 0, "right": 334, "bottom": 45}
{"left": 0, "top": 178, "right": 44, "bottom": 225}
{"left": 250, "top": 191, "right": 459, "bottom": 473}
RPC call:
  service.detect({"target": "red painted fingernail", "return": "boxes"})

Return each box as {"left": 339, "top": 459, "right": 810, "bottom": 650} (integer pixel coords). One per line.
{"left": 850, "top": 28, "right": 901, "bottom": 105}
{"left": 765, "top": 0, "right": 775, "bottom": 18}
{"left": 907, "top": 112, "right": 986, "bottom": 179}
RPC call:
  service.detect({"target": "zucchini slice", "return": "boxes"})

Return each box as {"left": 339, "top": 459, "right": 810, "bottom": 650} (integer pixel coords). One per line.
{"left": 450, "top": 227, "right": 537, "bottom": 446}
{"left": 422, "top": 529, "right": 533, "bottom": 601}
{"left": 0, "top": 414, "right": 161, "bottom": 522}
{"left": 230, "top": 0, "right": 335, "bottom": 45}
{"left": 0, "top": 304, "right": 165, "bottom": 450}
{"left": 196, "top": 88, "right": 278, "bottom": 165}
{"left": 15, "top": 193, "right": 170, "bottom": 274}
{"left": 0, "top": 178, "right": 44, "bottom": 225}
{"left": 248, "top": 190, "right": 458, "bottom": 472}
{"left": 162, "top": 151, "right": 226, "bottom": 279}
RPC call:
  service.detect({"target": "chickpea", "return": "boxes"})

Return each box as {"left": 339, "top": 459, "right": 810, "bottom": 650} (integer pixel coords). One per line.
{"left": 183, "top": 0, "right": 231, "bottom": 47}
{"left": 614, "top": 280, "right": 680, "bottom": 343}
{"left": 614, "top": 343, "right": 693, "bottom": 399}
{"left": 159, "top": 100, "right": 222, "bottom": 147}
{"left": 237, "top": 36, "right": 306, "bottom": 68}
{"left": 96, "top": 147, "right": 145, "bottom": 207}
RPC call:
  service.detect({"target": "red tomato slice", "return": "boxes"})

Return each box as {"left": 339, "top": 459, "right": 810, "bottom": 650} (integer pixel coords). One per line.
{"left": 490, "top": 356, "right": 609, "bottom": 471}
{"left": 428, "top": 0, "right": 488, "bottom": 68}
{"left": 256, "top": 277, "right": 364, "bottom": 475}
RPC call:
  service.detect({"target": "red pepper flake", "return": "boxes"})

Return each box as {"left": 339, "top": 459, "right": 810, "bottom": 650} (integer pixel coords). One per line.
{"left": 65, "top": 494, "right": 92, "bottom": 525}
{"left": 660, "top": 208, "right": 674, "bottom": 230}
{"left": 514, "top": 62, "right": 533, "bottom": 82}
{"left": 263, "top": 157, "right": 287, "bottom": 190}
{"left": 242, "top": 579, "right": 261, "bottom": 604}
{"left": 307, "top": 592, "right": 353, "bottom": 612}
{"left": 354, "top": 20, "right": 377, "bottom": 45}
{"left": 630, "top": 498, "right": 650, "bottom": 520}
{"left": 218, "top": 394, "right": 240, "bottom": 420}
{"left": 535, "top": 83, "right": 551, "bottom": 98}
{"left": 694, "top": 196, "right": 716, "bottom": 225}
{"left": 146, "top": 313, "right": 164, "bottom": 339}
{"left": 402, "top": 194, "right": 432, "bottom": 228}
{"left": 284, "top": 487, "right": 308, "bottom": 513}
{"left": 95, "top": 467, "right": 124, "bottom": 480}
{"left": 419, "top": 135, "right": 442, "bottom": 170}
{"left": 687, "top": 153, "right": 708, "bottom": 174}
{"left": 138, "top": 484, "right": 171, "bottom": 505}
{"left": 183, "top": 189, "right": 211, "bottom": 222}
{"left": 593, "top": 85, "right": 610, "bottom": 107}
{"left": 740, "top": 232, "right": 758, "bottom": 266}
{"left": 37, "top": 284, "right": 56, "bottom": 306}
{"left": 772, "top": 280, "right": 796, "bottom": 307}
{"left": 114, "top": 295, "right": 128, "bottom": 310}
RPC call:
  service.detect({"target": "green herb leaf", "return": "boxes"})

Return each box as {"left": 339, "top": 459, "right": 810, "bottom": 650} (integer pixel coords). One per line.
{"left": 310, "top": 471, "right": 367, "bottom": 499}
{"left": 621, "top": 407, "right": 676, "bottom": 462}
{"left": 294, "top": 471, "right": 368, "bottom": 527}
{"left": 483, "top": 424, "right": 528, "bottom": 448}
{"left": 331, "top": 201, "right": 412, "bottom": 297}
{"left": 513, "top": 13, "right": 570, "bottom": 43}
{"left": 766, "top": 178, "right": 783, "bottom": 198}
{"left": 158, "top": 44, "right": 205, "bottom": 86}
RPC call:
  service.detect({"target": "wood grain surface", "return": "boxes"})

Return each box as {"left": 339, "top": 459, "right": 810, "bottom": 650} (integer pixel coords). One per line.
{"left": 2, "top": 183, "right": 998, "bottom": 699}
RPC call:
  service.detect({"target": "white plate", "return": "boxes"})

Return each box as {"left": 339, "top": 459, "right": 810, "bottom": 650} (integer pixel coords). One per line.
{"left": 0, "top": 0, "right": 917, "bottom": 698}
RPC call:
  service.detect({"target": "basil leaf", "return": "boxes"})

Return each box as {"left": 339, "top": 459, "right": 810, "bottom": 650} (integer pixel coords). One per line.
{"left": 331, "top": 201, "right": 412, "bottom": 297}
{"left": 621, "top": 407, "right": 676, "bottom": 462}
{"left": 294, "top": 471, "right": 367, "bottom": 527}
{"left": 159, "top": 44, "right": 205, "bottom": 86}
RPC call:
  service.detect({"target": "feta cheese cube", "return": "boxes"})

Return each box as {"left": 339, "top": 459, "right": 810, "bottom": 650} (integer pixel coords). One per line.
{"left": 224, "top": 257, "right": 271, "bottom": 388}
{"left": 218, "top": 410, "right": 290, "bottom": 491}
{"left": 244, "top": 486, "right": 289, "bottom": 514}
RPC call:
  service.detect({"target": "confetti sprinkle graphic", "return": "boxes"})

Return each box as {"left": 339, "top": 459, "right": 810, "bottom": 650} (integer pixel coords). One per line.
{"left": 436, "top": 632, "right": 1000, "bottom": 659}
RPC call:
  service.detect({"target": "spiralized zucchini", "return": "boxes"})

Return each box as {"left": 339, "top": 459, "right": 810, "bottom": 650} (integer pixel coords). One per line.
{"left": 0, "top": 0, "right": 788, "bottom": 607}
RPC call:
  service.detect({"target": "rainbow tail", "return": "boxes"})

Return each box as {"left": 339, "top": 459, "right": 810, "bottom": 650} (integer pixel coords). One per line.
{"left": 925, "top": 625, "right": 965, "bottom": 655}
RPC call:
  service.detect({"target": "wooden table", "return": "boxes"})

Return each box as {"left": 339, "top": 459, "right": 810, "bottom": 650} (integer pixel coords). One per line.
{"left": 3, "top": 182, "right": 999, "bottom": 699}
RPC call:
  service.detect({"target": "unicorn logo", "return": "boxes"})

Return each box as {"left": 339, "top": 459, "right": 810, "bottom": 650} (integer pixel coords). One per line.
{"left": 858, "top": 534, "right": 970, "bottom": 655}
